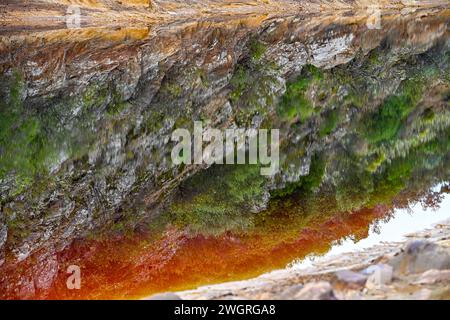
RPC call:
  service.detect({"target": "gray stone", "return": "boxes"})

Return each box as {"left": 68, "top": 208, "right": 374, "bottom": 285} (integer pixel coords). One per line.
{"left": 33, "top": 253, "right": 59, "bottom": 292}
{"left": 0, "top": 221, "right": 7, "bottom": 249}
{"left": 335, "top": 270, "right": 368, "bottom": 285}
{"left": 292, "top": 282, "right": 336, "bottom": 300}
{"left": 388, "top": 240, "right": 450, "bottom": 274}
{"left": 279, "top": 284, "right": 305, "bottom": 299}
{"left": 17, "top": 277, "right": 36, "bottom": 300}
{"left": 411, "top": 289, "right": 433, "bottom": 300}
{"left": 364, "top": 264, "right": 393, "bottom": 289}
{"left": 0, "top": 220, "right": 7, "bottom": 266}
{"left": 145, "top": 292, "right": 183, "bottom": 300}
{"left": 414, "top": 269, "right": 450, "bottom": 285}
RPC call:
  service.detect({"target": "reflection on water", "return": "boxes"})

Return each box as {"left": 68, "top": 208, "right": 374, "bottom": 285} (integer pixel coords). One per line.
{"left": 0, "top": 8, "right": 449, "bottom": 299}
{"left": 25, "top": 183, "right": 450, "bottom": 299}
{"left": 292, "top": 183, "right": 450, "bottom": 270}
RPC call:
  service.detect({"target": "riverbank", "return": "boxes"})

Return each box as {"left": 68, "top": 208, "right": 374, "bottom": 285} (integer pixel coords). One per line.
{"left": 148, "top": 219, "right": 450, "bottom": 300}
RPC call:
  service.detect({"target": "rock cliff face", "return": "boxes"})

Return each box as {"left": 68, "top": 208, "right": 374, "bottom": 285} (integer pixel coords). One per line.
{"left": 0, "top": 7, "right": 449, "bottom": 298}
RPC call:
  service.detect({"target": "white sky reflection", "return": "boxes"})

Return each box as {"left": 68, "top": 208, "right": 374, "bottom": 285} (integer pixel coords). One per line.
{"left": 290, "top": 184, "right": 450, "bottom": 270}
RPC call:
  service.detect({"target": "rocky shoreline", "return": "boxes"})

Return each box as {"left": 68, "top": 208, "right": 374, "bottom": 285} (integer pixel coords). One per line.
{"left": 148, "top": 219, "right": 450, "bottom": 300}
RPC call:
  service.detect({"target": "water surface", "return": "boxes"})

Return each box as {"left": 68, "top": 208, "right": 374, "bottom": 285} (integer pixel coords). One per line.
{"left": 0, "top": 8, "right": 449, "bottom": 299}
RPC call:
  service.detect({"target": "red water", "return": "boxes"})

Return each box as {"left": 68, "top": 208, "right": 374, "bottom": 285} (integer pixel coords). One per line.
{"left": 43, "top": 204, "right": 390, "bottom": 299}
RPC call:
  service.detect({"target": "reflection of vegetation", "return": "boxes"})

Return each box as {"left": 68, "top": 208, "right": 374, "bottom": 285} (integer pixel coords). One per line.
{"left": 163, "top": 42, "right": 450, "bottom": 235}
{"left": 272, "top": 153, "right": 326, "bottom": 198}
{"left": 163, "top": 126, "right": 450, "bottom": 240}
{"left": 249, "top": 39, "right": 267, "bottom": 61}
{"left": 362, "top": 78, "right": 423, "bottom": 143}
{"left": 1, "top": 30, "right": 449, "bottom": 253}
{"left": 0, "top": 72, "right": 124, "bottom": 200}
{"left": 169, "top": 165, "right": 266, "bottom": 235}
{"left": 229, "top": 66, "right": 247, "bottom": 103}
{"left": 319, "top": 108, "right": 340, "bottom": 137}
{"left": 367, "top": 152, "right": 386, "bottom": 173}
{"left": 165, "top": 123, "right": 450, "bottom": 233}
{"left": 332, "top": 127, "right": 450, "bottom": 212}
{"left": 277, "top": 65, "right": 322, "bottom": 122}
{"left": 161, "top": 82, "right": 182, "bottom": 98}
{"left": 229, "top": 43, "right": 281, "bottom": 126}
{"left": 106, "top": 89, "right": 129, "bottom": 115}
{"left": 0, "top": 72, "right": 56, "bottom": 195}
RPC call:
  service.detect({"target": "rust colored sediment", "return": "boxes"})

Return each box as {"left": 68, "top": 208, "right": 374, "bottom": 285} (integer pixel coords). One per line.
{"left": 34, "top": 204, "right": 389, "bottom": 299}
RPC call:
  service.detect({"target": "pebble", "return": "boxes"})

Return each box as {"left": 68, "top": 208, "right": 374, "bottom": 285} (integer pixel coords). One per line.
{"left": 388, "top": 240, "right": 450, "bottom": 274}
{"left": 279, "top": 284, "right": 304, "bottom": 300}
{"left": 292, "top": 281, "right": 337, "bottom": 300}
{"left": 335, "top": 270, "right": 368, "bottom": 286}
{"left": 364, "top": 264, "right": 393, "bottom": 289}
{"left": 413, "top": 269, "right": 450, "bottom": 285}
{"left": 145, "top": 292, "right": 183, "bottom": 300}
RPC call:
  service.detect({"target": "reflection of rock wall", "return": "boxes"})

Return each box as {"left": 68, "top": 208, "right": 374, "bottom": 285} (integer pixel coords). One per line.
{"left": 0, "top": 9, "right": 449, "bottom": 298}
{"left": 2, "top": 0, "right": 448, "bottom": 31}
